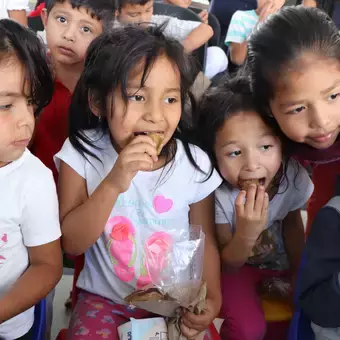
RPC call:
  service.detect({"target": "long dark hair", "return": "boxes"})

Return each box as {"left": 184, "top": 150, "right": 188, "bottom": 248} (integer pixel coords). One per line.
{"left": 197, "top": 76, "right": 292, "bottom": 193}
{"left": 69, "top": 24, "right": 202, "bottom": 175}
{"left": 247, "top": 6, "right": 340, "bottom": 119}
{"left": 0, "top": 19, "right": 53, "bottom": 116}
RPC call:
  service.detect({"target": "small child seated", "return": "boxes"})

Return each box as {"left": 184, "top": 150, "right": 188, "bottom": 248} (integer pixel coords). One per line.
{"left": 116, "top": 0, "right": 228, "bottom": 79}
{"left": 225, "top": 0, "right": 283, "bottom": 67}
{"left": 0, "top": 19, "right": 62, "bottom": 340}
{"left": 197, "top": 77, "right": 314, "bottom": 340}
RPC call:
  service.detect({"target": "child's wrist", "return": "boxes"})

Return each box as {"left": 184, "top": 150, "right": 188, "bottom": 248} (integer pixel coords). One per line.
{"left": 234, "top": 231, "right": 257, "bottom": 248}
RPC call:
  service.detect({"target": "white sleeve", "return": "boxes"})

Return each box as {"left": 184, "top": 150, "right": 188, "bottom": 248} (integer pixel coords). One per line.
{"left": 160, "top": 16, "right": 201, "bottom": 42}
{"left": 189, "top": 146, "right": 222, "bottom": 204}
{"left": 22, "top": 167, "right": 61, "bottom": 247}
{"left": 7, "top": 0, "right": 29, "bottom": 10}
{"left": 215, "top": 187, "right": 234, "bottom": 225}
{"left": 225, "top": 11, "right": 247, "bottom": 45}
{"left": 287, "top": 160, "right": 314, "bottom": 211}
{"left": 54, "top": 138, "right": 86, "bottom": 178}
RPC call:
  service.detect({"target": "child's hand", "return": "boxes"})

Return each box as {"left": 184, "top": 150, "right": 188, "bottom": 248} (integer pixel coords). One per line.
{"left": 180, "top": 298, "right": 220, "bottom": 339}
{"left": 258, "top": 0, "right": 282, "bottom": 22}
{"left": 107, "top": 135, "right": 158, "bottom": 193}
{"left": 199, "top": 10, "right": 209, "bottom": 24}
{"left": 235, "top": 184, "right": 269, "bottom": 243}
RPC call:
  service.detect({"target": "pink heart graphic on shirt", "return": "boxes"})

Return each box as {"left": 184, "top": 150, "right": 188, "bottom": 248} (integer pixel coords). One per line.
{"left": 153, "top": 195, "right": 173, "bottom": 214}
{"left": 1, "top": 234, "right": 7, "bottom": 243}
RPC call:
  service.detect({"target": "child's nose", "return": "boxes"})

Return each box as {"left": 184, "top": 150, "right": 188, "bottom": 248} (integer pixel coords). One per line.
{"left": 243, "top": 153, "right": 260, "bottom": 172}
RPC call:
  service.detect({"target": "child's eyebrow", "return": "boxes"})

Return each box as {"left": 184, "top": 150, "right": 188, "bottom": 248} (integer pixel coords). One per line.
{"left": 0, "top": 91, "right": 21, "bottom": 97}
{"left": 321, "top": 79, "right": 340, "bottom": 95}
{"left": 127, "top": 84, "right": 180, "bottom": 92}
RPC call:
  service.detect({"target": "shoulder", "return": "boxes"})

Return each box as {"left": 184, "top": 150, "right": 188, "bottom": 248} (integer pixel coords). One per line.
{"left": 7, "top": 0, "right": 29, "bottom": 10}
{"left": 22, "top": 150, "right": 54, "bottom": 183}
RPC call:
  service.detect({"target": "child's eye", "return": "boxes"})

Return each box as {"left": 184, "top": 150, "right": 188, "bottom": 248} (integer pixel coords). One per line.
{"left": 287, "top": 106, "right": 306, "bottom": 114}
{"left": 228, "top": 150, "right": 241, "bottom": 157}
{"left": 328, "top": 93, "right": 340, "bottom": 101}
{"left": 56, "top": 16, "right": 67, "bottom": 24}
{"left": 260, "top": 145, "right": 272, "bottom": 151}
{"left": 0, "top": 104, "right": 12, "bottom": 111}
{"left": 27, "top": 98, "right": 33, "bottom": 106}
{"left": 164, "top": 97, "right": 177, "bottom": 104}
{"left": 81, "top": 26, "right": 92, "bottom": 33}
{"left": 129, "top": 95, "right": 145, "bottom": 102}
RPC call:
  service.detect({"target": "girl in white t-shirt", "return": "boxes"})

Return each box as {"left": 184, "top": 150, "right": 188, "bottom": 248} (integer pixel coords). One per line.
{"left": 197, "top": 77, "right": 314, "bottom": 340}
{"left": 56, "top": 25, "right": 222, "bottom": 339}
{"left": 0, "top": 19, "right": 62, "bottom": 340}
{"left": 0, "top": 0, "right": 29, "bottom": 25}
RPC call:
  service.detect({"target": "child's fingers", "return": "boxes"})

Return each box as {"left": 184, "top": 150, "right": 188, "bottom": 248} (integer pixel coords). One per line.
{"left": 180, "top": 323, "right": 201, "bottom": 339}
{"left": 254, "top": 186, "right": 265, "bottom": 213}
{"left": 245, "top": 184, "right": 256, "bottom": 214}
{"left": 124, "top": 153, "right": 154, "bottom": 171}
{"left": 235, "top": 190, "right": 246, "bottom": 216}
{"left": 126, "top": 138, "right": 158, "bottom": 162}
{"left": 261, "top": 192, "right": 269, "bottom": 218}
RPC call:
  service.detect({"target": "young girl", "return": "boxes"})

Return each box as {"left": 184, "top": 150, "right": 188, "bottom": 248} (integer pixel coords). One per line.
{"left": 56, "top": 25, "right": 222, "bottom": 339}
{"left": 0, "top": 19, "right": 62, "bottom": 340}
{"left": 197, "top": 78, "right": 314, "bottom": 340}
{"left": 246, "top": 6, "right": 340, "bottom": 336}
{"left": 247, "top": 6, "right": 340, "bottom": 235}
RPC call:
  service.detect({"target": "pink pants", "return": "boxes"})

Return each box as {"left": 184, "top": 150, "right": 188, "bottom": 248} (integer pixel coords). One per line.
{"left": 220, "top": 265, "right": 289, "bottom": 340}
{"left": 67, "top": 290, "right": 154, "bottom": 339}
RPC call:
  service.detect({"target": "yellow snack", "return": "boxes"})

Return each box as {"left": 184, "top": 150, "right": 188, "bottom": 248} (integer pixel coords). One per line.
{"left": 148, "top": 132, "right": 164, "bottom": 155}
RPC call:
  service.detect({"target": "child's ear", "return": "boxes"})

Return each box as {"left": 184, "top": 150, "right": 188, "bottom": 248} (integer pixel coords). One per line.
{"left": 41, "top": 8, "right": 48, "bottom": 28}
{"left": 88, "top": 92, "right": 101, "bottom": 117}
{"left": 114, "top": 9, "right": 119, "bottom": 18}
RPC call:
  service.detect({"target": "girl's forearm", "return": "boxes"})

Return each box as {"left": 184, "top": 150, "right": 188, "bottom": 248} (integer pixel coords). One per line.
{"left": 221, "top": 232, "right": 255, "bottom": 270}
{"left": 61, "top": 178, "right": 120, "bottom": 256}
{"left": 0, "top": 263, "right": 62, "bottom": 324}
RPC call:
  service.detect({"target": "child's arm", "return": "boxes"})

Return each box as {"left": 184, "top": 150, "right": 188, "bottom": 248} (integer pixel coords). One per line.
{"left": 59, "top": 135, "right": 158, "bottom": 256}
{"left": 229, "top": 41, "right": 248, "bottom": 66}
{"left": 181, "top": 193, "right": 221, "bottom": 338}
{"left": 282, "top": 209, "right": 305, "bottom": 284}
{"left": 0, "top": 240, "right": 62, "bottom": 324}
{"left": 299, "top": 205, "right": 340, "bottom": 327}
{"left": 164, "top": 0, "right": 192, "bottom": 7}
{"left": 182, "top": 23, "right": 213, "bottom": 53}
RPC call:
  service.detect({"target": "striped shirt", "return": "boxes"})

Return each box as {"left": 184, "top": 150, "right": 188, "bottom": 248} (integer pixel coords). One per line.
{"left": 225, "top": 9, "right": 258, "bottom": 46}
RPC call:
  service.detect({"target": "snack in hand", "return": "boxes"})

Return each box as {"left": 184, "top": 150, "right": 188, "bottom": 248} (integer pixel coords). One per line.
{"left": 148, "top": 132, "right": 164, "bottom": 155}
{"left": 238, "top": 178, "right": 261, "bottom": 191}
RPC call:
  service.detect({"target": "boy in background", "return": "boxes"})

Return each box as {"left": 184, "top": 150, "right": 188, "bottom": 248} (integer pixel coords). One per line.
{"left": 116, "top": 0, "right": 228, "bottom": 79}
{"left": 30, "top": 0, "right": 116, "bottom": 336}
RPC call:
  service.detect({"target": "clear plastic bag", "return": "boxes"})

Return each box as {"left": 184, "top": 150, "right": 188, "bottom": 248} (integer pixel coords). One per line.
{"left": 143, "top": 225, "right": 205, "bottom": 307}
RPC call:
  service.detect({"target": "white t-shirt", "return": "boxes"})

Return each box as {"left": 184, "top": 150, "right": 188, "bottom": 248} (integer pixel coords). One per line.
{"left": 215, "top": 160, "right": 314, "bottom": 271}
{"left": 0, "top": 149, "right": 61, "bottom": 340}
{"left": 55, "top": 132, "right": 222, "bottom": 304}
{"left": 114, "top": 15, "right": 201, "bottom": 43}
{"left": 0, "top": 0, "right": 29, "bottom": 19}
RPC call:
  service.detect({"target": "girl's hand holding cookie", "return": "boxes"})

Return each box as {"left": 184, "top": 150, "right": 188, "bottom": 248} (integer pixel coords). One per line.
{"left": 106, "top": 135, "right": 158, "bottom": 193}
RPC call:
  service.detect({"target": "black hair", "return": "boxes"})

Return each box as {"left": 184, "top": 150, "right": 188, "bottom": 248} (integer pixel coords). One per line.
{"left": 247, "top": 6, "right": 340, "bottom": 121}
{"left": 296, "top": 0, "right": 335, "bottom": 17}
{"left": 35, "top": 0, "right": 45, "bottom": 9}
{"left": 0, "top": 19, "right": 53, "bottom": 117}
{"left": 69, "top": 24, "right": 202, "bottom": 178}
{"left": 45, "top": 0, "right": 118, "bottom": 24}
{"left": 118, "top": 0, "right": 151, "bottom": 10}
{"left": 197, "top": 76, "right": 292, "bottom": 193}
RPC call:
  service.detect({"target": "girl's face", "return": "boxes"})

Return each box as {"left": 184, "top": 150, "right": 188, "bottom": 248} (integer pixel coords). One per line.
{"left": 0, "top": 58, "right": 35, "bottom": 168}
{"left": 270, "top": 54, "right": 340, "bottom": 149}
{"left": 214, "top": 111, "right": 282, "bottom": 190}
{"left": 107, "top": 55, "right": 182, "bottom": 154}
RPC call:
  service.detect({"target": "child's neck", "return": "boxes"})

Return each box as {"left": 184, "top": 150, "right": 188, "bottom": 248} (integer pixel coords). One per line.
{"left": 53, "top": 60, "right": 83, "bottom": 93}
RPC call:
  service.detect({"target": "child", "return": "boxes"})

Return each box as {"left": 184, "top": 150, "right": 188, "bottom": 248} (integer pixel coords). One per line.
{"left": 197, "top": 78, "right": 314, "bottom": 340}
{"left": 247, "top": 5, "right": 340, "bottom": 234}
{"left": 225, "top": 0, "right": 283, "bottom": 67}
{"left": 56, "top": 25, "right": 222, "bottom": 339}
{"left": 0, "top": 0, "right": 29, "bottom": 25}
{"left": 31, "top": 0, "right": 116, "bottom": 183}
{"left": 115, "top": 0, "right": 228, "bottom": 79}
{"left": 0, "top": 19, "right": 62, "bottom": 340}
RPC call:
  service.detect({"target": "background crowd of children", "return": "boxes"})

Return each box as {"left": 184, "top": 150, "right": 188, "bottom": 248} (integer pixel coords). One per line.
{"left": 1, "top": 0, "right": 340, "bottom": 340}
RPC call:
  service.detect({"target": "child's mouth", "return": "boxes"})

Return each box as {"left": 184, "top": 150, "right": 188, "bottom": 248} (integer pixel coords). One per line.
{"left": 238, "top": 177, "right": 266, "bottom": 190}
